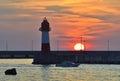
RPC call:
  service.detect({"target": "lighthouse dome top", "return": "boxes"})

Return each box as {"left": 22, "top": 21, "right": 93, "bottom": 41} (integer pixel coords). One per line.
{"left": 40, "top": 17, "right": 50, "bottom": 31}
{"left": 42, "top": 17, "right": 49, "bottom": 23}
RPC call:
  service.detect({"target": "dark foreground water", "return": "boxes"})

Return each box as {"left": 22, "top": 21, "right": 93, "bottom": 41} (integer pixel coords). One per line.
{"left": 0, "top": 59, "right": 120, "bottom": 81}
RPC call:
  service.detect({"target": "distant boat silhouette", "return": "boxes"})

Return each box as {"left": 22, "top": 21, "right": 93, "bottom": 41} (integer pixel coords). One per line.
{"left": 56, "top": 61, "right": 79, "bottom": 67}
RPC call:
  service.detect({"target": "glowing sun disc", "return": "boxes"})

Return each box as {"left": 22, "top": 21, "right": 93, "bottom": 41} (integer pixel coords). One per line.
{"left": 74, "top": 43, "right": 84, "bottom": 51}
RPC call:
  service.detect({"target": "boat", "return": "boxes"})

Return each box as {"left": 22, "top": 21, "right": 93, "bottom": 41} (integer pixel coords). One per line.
{"left": 56, "top": 61, "right": 79, "bottom": 67}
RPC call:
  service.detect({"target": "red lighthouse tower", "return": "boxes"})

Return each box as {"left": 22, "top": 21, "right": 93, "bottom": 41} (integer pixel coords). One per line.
{"left": 39, "top": 17, "right": 51, "bottom": 53}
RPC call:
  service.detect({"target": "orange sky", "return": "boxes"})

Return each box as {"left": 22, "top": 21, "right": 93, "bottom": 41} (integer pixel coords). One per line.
{"left": 0, "top": 0, "right": 120, "bottom": 50}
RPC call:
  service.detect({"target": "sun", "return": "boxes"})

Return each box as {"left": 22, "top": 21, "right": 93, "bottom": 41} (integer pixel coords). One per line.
{"left": 74, "top": 43, "right": 84, "bottom": 51}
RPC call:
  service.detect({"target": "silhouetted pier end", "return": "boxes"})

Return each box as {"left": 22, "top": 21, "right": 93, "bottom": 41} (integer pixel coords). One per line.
{"left": 32, "top": 52, "right": 55, "bottom": 64}
{"left": 32, "top": 53, "right": 56, "bottom": 64}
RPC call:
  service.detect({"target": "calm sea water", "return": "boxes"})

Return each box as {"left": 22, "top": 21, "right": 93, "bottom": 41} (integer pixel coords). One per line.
{"left": 0, "top": 59, "right": 120, "bottom": 81}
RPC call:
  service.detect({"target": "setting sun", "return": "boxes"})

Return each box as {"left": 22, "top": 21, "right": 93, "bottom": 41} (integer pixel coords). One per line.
{"left": 74, "top": 43, "right": 84, "bottom": 51}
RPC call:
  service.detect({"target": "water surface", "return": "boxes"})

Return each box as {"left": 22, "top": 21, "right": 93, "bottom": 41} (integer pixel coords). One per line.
{"left": 0, "top": 59, "right": 119, "bottom": 81}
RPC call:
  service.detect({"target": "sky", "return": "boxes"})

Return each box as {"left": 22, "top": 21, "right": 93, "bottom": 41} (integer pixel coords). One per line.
{"left": 0, "top": 0, "right": 120, "bottom": 51}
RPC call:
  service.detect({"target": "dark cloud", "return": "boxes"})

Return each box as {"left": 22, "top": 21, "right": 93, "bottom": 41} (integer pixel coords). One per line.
{"left": 57, "top": 36, "right": 74, "bottom": 39}
{"left": 0, "top": 6, "right": 49, "bottom": 22}
{"left": 80, "top": 13, "right": 120, "bottom": 24}
{"left": 85, "top": 33, "right": 100, "bottom": 36}
{"left": 53, "top": 14, "right": 64, "bottom": 17}
{"left": 45, "top": 5, "right": 120, "bottom": 24}
{"left": 87, "top": 25, "right": 110, "bottom": 31}
{"left": 81, "top": 14, "right": 109, "bottom": 20}
{"left": 83, "top": 25, "right": 113, "bottom": 38}
{"left": 0, "top": 16, "right": 35, "bottom": 22}
{"left": 67, "top": 20, "right": 79, "bottom": 23}
{"left": 0, "top": 0, "right": 28, "bottom": 3}
{"left": 9, "top": 0, "right": 27, "bottom": 3}
{"left": 45, "top": 5, "right": 77, "bottom": 15}
{"left": 45, "top": 6, "right": 69, "bottom": 12}
{"left": 0, "top": 6, "right": 21, "bottom": 15}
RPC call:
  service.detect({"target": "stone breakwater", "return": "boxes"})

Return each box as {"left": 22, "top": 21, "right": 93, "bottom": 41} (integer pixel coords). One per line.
{"left": 0, "top": 51, "right": 120, "bottom": 64}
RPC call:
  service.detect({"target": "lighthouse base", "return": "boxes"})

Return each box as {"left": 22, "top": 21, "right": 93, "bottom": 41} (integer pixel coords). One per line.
{"left": 32, "top": 53, "right": 61, "bottom": 64}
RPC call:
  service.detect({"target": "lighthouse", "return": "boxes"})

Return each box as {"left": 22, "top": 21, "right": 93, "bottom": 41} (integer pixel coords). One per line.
{"left": 32, "top": 17, "right": 53, "bottom": 64}
{"left": 39, "top": 17, "right": 51, "bottom": 53}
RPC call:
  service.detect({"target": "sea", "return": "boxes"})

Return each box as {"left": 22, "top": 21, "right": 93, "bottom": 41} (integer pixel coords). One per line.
{"left": 0, "top": 59, "right": 120, "bottom": 81}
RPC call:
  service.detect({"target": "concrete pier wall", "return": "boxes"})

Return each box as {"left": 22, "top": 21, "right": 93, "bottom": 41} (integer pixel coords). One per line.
{"left": 0, "top": 51, "right": 120, "bottom": 64}
{"left": 33, "top": 51, "right": 120, "bottom": 64}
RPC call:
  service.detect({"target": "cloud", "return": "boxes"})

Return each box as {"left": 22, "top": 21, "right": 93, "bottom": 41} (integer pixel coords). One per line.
{"left": 44, "top": 2, "right": 120, "bottom": 24}
{"left": 80, "top": 14, "right": 120, "bottom": 24}
{"left": 0, "top": 6, "right": 20, "bottom": 15}
{"left": 45, "top": 6, "right": 68, "bottom": 12}
{"left": 88, "top": 25, "right": 111, "bottom": 31}
{"left": 0, "top": 0, "right": 120, "bottom": 50}
{"left": 57, "top": 36, "right": 74, "bottom": 39}
{"left": 85, "top": 33, "right": 100, "bottom": 36}
{"left": 0, "top": 0, "right": 28, "bottom": 3}
{"left": 45, "top": 5, "right": 78, "bottom": 16}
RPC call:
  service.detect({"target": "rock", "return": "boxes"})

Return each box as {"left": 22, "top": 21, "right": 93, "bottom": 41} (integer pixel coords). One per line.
{"left": 5, "top": 68, "right": 17, "bottom": 75}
